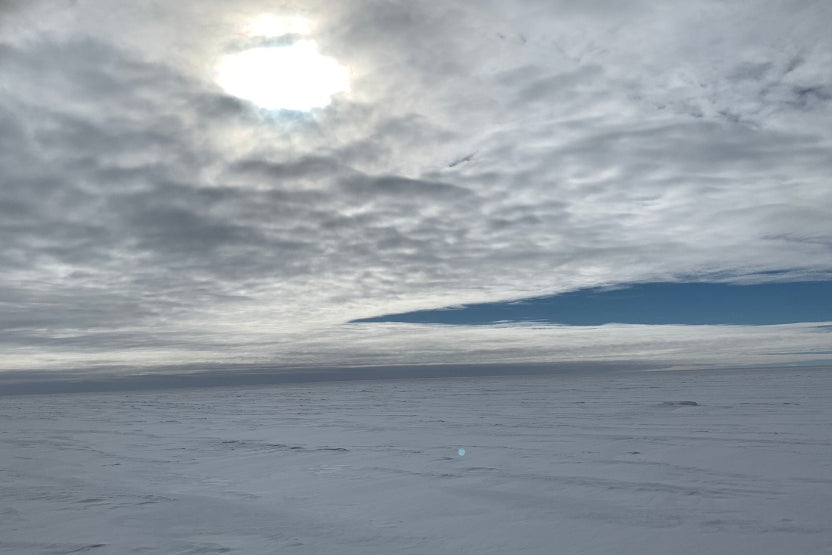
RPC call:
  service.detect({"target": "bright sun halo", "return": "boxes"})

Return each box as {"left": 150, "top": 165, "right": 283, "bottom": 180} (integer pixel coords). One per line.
{"left": 215, "top": 16, "right": 349, "bottom": 112}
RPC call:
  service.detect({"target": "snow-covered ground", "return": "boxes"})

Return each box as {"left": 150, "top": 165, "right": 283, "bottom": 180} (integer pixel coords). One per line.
{"left": 2, "top": 366, "right": 831, "bottom": 554}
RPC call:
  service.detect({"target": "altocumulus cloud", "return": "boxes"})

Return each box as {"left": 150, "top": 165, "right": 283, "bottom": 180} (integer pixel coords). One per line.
{"left": 0, "top": 0, "right": 831, "bottom": 379}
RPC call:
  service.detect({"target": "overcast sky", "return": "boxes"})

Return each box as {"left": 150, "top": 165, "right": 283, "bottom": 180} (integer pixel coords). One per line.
{"left": 1, "top": 0, "right": 831, "bottom": 379}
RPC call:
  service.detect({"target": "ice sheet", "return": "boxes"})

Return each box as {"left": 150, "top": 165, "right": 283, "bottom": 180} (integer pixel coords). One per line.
{"left": 2, "top": 366, "right": 831, "bottom": 554}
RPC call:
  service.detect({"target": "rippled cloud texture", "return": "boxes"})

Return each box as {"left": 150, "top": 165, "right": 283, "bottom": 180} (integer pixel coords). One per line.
{"left": 1, "top": 0, "right": 831, "bottom": 376}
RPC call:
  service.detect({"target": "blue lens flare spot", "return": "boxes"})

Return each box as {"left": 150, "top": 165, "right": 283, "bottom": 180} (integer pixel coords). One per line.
{"left": 458, "top": 448, "right": 466, "bottom": 456}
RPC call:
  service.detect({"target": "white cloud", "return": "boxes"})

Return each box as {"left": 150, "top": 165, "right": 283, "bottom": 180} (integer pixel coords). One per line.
{"left": 0, "top": 0, "right": 830, "bottom": 374}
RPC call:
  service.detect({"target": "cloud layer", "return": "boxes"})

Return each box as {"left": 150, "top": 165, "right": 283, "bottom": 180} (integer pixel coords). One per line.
{"left": 1, "top": 0, "right": 831, "bottom": 374}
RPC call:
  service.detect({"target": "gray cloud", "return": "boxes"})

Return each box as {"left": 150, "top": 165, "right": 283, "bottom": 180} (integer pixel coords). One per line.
{"left": 1, "top": 0, "right": 831, "bottom": 374}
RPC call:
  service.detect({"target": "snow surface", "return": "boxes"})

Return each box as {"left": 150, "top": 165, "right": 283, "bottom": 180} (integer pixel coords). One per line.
{"left": 1, "top": 366, "right": 831, "bottom": 554}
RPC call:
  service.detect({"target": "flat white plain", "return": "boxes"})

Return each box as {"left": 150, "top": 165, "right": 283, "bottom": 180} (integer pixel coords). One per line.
{"left": 2, "top": 366, "right": 831, "bottom": 554}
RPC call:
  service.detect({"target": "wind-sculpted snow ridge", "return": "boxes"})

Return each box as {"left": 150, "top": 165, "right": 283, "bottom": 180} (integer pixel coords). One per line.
{"left": 1, "top": 366, "right": 831, "bottom": 554}
{"left": 659, "top": 400, "right": 700, "bottom": 407}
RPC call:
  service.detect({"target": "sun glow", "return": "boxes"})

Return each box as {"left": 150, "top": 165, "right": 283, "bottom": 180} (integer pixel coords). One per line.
{"left": 215, "top": 16, "right": 349, "bottom": 112}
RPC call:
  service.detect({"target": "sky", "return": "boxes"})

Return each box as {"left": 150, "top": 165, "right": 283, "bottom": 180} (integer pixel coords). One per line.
{"left": 1, "top": 0, "right": 831, "bottom": 384}
{"left": 353, "top": 282, "right": 832, "bottom": 326}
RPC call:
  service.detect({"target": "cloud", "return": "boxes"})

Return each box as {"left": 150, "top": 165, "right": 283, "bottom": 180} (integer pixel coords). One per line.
{"left": 0, "top": 0, "right": 831, "bottom": 375}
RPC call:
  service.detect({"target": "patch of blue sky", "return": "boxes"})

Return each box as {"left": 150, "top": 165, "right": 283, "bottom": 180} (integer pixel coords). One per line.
{"left": 352, "top": 281, "right": 832, "bottom": 326}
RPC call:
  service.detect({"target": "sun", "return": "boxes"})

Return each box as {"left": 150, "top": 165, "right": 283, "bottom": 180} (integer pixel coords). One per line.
{"left": 214, "top": 16, "right": 350, "bottom": 112}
